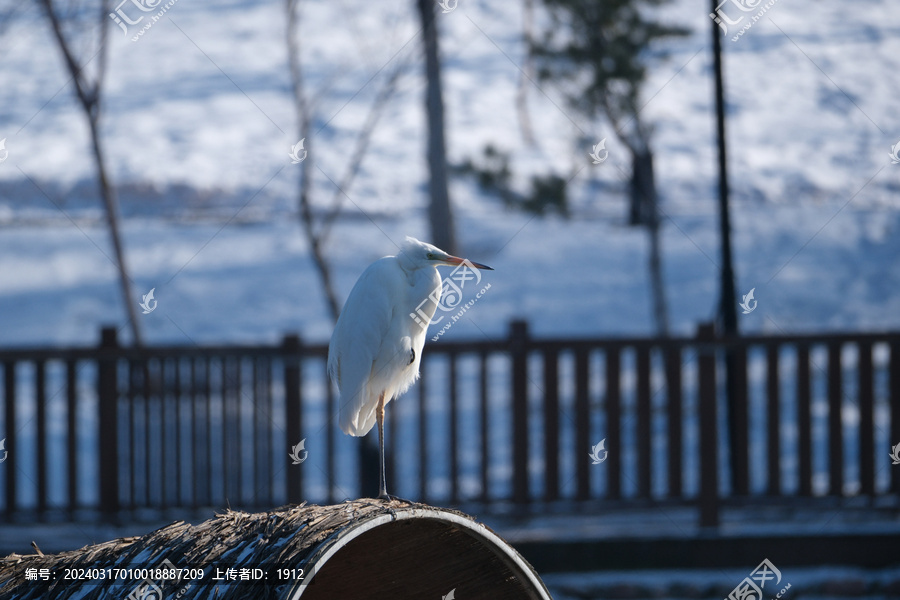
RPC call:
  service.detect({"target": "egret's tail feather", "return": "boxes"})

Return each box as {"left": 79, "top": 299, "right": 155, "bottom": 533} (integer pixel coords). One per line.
{"left": 339, "top": 387, "right": 378, "bottom": 437}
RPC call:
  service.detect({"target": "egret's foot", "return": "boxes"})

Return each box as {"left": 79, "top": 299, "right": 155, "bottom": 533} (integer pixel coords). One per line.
{"left": 379, "top": 493, "right": 413, "bottom": 504}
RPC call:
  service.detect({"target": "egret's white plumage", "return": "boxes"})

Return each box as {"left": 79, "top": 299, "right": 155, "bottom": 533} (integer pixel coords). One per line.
{"left": 327, "top": 236, "right": 492, "bottom": 498}
{"left": 329, "top": 238, "right": 439, "bottom": 436}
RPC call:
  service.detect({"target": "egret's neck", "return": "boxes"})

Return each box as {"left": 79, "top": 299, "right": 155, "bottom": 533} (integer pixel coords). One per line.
{"left": 397, "top": 259, "right": 439, "bottom": 290}
{"left": 396, "top": 252, "right": 424, "bottom": 275}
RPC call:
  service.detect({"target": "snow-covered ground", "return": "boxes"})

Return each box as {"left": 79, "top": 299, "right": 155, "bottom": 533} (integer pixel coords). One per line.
{"left": 0, "top": 0, "right": 899, "bottom": 347}
{"left": 0, "top": 0, "right": 898, "bottom": 584}
{"left": 543, "top": 565, "right": 900, "bottom": 600}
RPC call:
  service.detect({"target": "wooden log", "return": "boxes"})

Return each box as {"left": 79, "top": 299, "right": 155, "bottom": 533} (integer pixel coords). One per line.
{"left": 0, "top": 500, "right": 552, "bottom": 600}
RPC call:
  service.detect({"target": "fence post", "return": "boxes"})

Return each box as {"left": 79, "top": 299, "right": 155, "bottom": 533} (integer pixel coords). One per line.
{"left": 283, "top": 334, "right": 303, "bottom": 504}
{"left": 730, "top": 343, "right": 749, "bottom": 496}
{"left": 606, "top": 348, "right": 621, "bottom": 500}
{"left": 891, "top": 342, "right": 900, "bottom": 496}
{"left": 665, "top": 346, "right": 683, "bottom": 499}
{"left": 697, "top": 322, "right": 719, "bottom": 528}
{"left": 858, "top": 341, "right": 875, "bottom": 496}
{"left": 98, "top": 327, "right": 119, "bottom": 517}
{"left": 36, "top": 360, "right": 46, "bottom": 515}
{"left": 574, "top": 348, "right": 590, "bottom": 500}
{"left": 4, "top": 361, "right": 17, "bottom": 515}
{"left": 543, "top": 349, "right": 559, "bottom": 502}
{"left": 797, "top": 344, "right": 812, "bottom": 496}
{"left": 510, "top": 320, "right": 529, "bottom": 505}
{"left": 827, "top": 342, "right": 844, "bottom": 496}
{"left": 636, "top": 346, "right": 651, "bottom": 498}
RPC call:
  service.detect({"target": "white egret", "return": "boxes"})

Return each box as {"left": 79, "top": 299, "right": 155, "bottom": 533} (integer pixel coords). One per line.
{"left": 327, "top": 236, "right": 493, "bottom": 499}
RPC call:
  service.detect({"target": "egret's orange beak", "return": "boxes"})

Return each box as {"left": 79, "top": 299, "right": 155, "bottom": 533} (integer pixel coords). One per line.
{"left": 443, "top": 255, "right": 494, "bottom": 270}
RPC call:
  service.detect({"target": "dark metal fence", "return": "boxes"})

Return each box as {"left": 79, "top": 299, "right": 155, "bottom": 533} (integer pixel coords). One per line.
{"left": 1, "top": 322, "right": 898, "bottom": 524}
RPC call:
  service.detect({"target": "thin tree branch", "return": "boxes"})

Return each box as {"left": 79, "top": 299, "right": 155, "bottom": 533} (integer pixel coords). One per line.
{"left": 287, "top": 0, "right": 341, "bottom": 323}
{"left": 94, "top": 0, "right": 110, "bottom": 116}
{"left": 517, "top": 0, "right": 535, "bottom": 144}
{"left": 40, "top": 0, "right": 93, "bottom": 112}
{"left": 40, "top": 0, "right": 144, "bottom": 345}
{"left": 318, "top": 63, "right": 404, "bottom": 244}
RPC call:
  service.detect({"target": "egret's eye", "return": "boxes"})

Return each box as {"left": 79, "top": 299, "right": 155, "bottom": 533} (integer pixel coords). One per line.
{"left": 427, "top": 253, "right": 435, "bottom": 260}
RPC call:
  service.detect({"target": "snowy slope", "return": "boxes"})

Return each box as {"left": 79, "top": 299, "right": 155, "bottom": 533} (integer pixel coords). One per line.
{"left": 0, "top": 0, "right": 898, "bottom": 345}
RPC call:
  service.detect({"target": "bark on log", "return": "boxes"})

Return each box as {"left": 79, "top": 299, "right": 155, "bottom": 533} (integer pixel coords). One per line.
{"left": 0, "top": 500, "right": 552, "bottom": 600}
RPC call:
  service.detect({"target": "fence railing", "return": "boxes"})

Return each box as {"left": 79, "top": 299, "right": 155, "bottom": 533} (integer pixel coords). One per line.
{"left": 1, "top": 322, "right": 898, "bottom": 524}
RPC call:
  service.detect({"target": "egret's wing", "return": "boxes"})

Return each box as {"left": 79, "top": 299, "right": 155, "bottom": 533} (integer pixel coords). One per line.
{"left": 328, "top": 259, "right": 403, "bottom": 436}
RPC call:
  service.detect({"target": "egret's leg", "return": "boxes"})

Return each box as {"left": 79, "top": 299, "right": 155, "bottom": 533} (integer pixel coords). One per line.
{"left": 376, "top": 393, "right": 389, "bottom": 500}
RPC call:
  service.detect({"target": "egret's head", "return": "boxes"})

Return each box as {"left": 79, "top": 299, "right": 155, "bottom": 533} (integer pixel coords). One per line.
{"left": 398, "top": 236, "right": 493, "bottom": 271}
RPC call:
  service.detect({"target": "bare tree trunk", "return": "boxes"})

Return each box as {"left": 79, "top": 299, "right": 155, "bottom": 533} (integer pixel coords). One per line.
{"left": 287, "top": 0, "right": 405, "bottom": 323}
{"left": 631, "top": 149, "right": 669, "bottom": 336}
{"left": 599, "top": 96, "right": 670, "bottom": 336}
{"left": 89, "top": 120, "right": 144, "bottom": 345}
{"left": 629, "top": 147, "right": 652, "bottom": 225}
{"left": 416, "top": 0, "right": 456, "bottom": 253}
{"left": 286, "top": 0, "right": 341, "bottom": 323}
{"left": 647, "top": 216, "right": 669, "bottom": 336}
{"left": 41, "top": 0, "right": 143, "bottom": 345}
